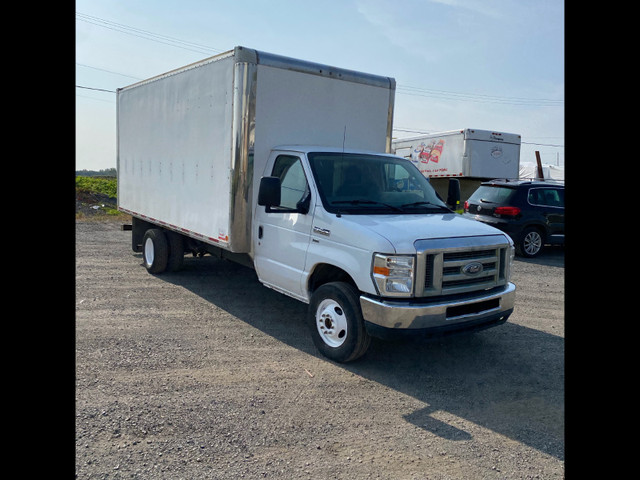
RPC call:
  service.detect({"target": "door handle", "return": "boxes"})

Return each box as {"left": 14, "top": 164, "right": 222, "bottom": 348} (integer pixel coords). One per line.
{"left": 258, "top": 226, "right": 263, "bottom": 239}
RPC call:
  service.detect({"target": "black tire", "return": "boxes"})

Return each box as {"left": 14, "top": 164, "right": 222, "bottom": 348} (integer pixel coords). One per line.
{"left": 142, "top": 229, "right": 169, "bottom": 274}
{"left": 516, "top": 226, "right": 544, "bottom": 258}
{"left": 308, "top": 282, "right": 371, "bottom": 363}
{"left": 166, "top": 231, "right": 185, "bottom": 272}
{"left": 131, "top": 217, "right": 153, "bottom": 253}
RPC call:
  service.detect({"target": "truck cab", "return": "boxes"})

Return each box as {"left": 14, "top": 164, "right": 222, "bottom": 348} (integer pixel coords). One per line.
{"left": 256, "top": 146, "right": 516, "bottom": 362}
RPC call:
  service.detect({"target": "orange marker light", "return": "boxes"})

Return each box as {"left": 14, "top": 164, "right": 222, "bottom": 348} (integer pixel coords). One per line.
{"left": 373, "top": 266, "right": 390, "bottom": 276}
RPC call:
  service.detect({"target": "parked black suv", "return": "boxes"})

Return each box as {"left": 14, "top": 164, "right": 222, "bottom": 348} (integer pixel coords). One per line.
{"left": 463, "top": 179, "right": 564, "bottom": 257}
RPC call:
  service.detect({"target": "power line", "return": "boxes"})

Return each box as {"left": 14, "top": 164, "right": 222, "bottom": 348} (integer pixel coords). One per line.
{"left": 76, "top": 12, "right": 224, "bottom": 56}
{"left": 77, "top": 13, "right": 563, "bottom": 147}
{"left": 397, "top": 85, "right": 563, "bottom": 107}
{"left": 74, "top": 82, "right": 565, "bottom": 148}
{"left": 76, "top": 62, "right": 142, "bottom": 80}
{"left": 76, "top": 85, "right": 115, "bottom": 93}
{"left": 76, "top": 94, "right": 115, "bottom": 104}
{"left": 393, "top": 127, "right": 432, "bottom": 134}
{"left": 521, "top": 141, "right": 564, "bottom": 148}
{"left": 77, "top": 12, "right": 563, "bottom": 109}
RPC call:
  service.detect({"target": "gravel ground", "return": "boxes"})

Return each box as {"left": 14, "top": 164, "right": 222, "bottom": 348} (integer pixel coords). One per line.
{"left": 75, "top": 219, "right": 564, "bottom": 479}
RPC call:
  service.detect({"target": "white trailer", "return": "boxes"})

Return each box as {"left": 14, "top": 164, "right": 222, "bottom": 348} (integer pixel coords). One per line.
{"left": 392, "top": 129, "right": 521, "bottom": 206}
{"left": 117, "top": 47, "right": 515, "bottom": 362}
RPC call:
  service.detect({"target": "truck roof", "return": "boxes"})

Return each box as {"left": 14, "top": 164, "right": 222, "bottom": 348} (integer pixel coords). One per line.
{"left": 482, "top": 178, "right": 564, "bottom": 188}
{"left": 271, "top": 145, "right": 401, "bottom": 157}
{"left": 118, "top": 46, "right": 395, "bottom": 93}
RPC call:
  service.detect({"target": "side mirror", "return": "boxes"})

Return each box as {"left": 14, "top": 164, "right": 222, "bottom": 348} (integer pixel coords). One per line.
{"left": 257, "top": 176, "right": 281, "bottom": 207}
{"left": 447, "top": 178, "right": 461, "bottom": 211}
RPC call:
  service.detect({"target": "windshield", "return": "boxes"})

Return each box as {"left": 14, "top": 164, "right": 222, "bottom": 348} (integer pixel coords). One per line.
{"left": 307, "top": 152, "right": 449, "bottom": 214}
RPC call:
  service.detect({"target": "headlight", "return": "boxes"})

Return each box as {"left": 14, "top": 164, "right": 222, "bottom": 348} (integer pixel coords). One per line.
{"left": 372, "top": 254, "right": 415, "bottom": 297}
{"left": 505, "top": 244, "right": 515, "bottom": 282}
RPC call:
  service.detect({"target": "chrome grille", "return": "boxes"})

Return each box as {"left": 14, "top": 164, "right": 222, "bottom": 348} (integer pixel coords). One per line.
{"left": 415, "top": 236, "right": 511, "bottom": 297}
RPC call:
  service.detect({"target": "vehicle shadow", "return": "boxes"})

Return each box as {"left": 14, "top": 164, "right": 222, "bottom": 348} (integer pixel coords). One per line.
{"left": 355, "top": 331, "right": 563, "bottom": 460}
{"left": 159, "top": 254, "right": 564, "bottom": 461}
{"left": 515, "top": 244, "right": 565, "bottom": 267}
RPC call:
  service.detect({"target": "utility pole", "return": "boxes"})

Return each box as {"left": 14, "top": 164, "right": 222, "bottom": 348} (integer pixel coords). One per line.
{"left": 535, "top": 151, "right": 544, "bottom": 179}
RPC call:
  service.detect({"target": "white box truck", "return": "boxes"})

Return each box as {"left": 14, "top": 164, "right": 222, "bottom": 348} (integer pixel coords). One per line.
{"left": 392, "top": 129, "right": 521, "bottom": 208}
{"left": 117, "top": 47, "right": 515, "bottom": 362}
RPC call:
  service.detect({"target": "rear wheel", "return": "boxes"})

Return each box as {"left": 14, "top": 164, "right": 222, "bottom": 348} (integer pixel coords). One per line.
{"left": 142, "top": 229, "right": 169, "bottom": 273}
{"left": 308, "top": 282, "right": 371, "bottom": 363}
{"left": 517, "top": 227, "right": 544, "bottom": 257}
{"left": 166, "top": 231, "right": 185, "bottom": 272}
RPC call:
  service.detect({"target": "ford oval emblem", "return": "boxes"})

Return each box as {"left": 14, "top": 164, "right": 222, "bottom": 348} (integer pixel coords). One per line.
{"left": 462, "top": 262, "right": 483, "bottom": 275}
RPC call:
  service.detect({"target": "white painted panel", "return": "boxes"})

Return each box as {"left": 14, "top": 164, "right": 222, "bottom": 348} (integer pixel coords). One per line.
{"left": 118, "top": 55, "right": 234, "bottom": 244}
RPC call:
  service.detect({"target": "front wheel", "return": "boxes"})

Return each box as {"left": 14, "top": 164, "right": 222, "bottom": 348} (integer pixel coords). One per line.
{"left": 308, "top": 282, "right": 371, "bottom": 363}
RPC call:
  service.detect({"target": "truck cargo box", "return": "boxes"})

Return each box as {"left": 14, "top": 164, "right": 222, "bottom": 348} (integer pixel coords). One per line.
{"left": 392, "top": 128, "right": 521, "bottom": 179}
{"left": 117, "top": 46, "right": 396, "bottom": 254}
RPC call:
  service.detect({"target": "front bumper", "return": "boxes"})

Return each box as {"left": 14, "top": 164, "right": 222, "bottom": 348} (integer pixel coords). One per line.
{"left": 360, "top": 282, "right": 516, "bottom": 339}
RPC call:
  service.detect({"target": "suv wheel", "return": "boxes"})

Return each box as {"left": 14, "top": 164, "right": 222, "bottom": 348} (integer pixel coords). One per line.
{"left": 517, "top": 227, "right": 544, "bottom": 258}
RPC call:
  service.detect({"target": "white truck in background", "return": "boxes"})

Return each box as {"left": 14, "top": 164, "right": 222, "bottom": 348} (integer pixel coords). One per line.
{"left": 392, "top": 129, "right": 521, "bottom": 209}
{"left": 117, "top": 47, "right": 516, "bottom": 362}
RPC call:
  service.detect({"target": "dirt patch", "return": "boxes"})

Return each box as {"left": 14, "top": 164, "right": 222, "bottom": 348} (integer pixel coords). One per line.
{"left": 76, "top": 191, "right": 130, "bottom": 221}
{"left": 76, "top": 220, "right": 564, "bottom": 479}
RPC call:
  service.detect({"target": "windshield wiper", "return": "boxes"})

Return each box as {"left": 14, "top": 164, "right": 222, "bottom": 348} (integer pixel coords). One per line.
{"left": 400, "top": 201, "right": 451, "bottom": 212}
{"left": 332, "top": 199, "right": 403, "bottom": 212}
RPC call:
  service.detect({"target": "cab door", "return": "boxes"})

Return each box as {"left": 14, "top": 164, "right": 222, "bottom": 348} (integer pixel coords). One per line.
{"left": 254, "top": 152, "right": 314, "bottom": 300}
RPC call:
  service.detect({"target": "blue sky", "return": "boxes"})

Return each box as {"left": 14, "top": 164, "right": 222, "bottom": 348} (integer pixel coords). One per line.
{"left": 76, "top": 0, "right": 564, "bottom": 171}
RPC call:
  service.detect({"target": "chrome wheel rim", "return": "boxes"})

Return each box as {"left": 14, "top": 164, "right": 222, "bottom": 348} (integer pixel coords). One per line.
{"left": 523, "top": 231, "right": 542, "bottom": 255}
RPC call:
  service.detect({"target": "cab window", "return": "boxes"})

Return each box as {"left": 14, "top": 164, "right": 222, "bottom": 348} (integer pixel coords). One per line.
{"left": 271, "top": 155, "right": 309, "bottom": 210}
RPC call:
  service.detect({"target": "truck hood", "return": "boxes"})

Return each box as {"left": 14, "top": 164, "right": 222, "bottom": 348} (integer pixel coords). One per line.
{"left": 341, "top": 213, "right": 508, "bottom": 253}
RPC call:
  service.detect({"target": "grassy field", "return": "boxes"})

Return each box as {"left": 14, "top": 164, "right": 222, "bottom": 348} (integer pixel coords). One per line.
{"left": 75, "top": 176, "right": 117, "bottom": 197}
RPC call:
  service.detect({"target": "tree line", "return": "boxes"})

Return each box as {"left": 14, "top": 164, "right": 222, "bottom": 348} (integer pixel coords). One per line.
{"left": 76, "top": 168, "right": 117, "bottom": 177}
